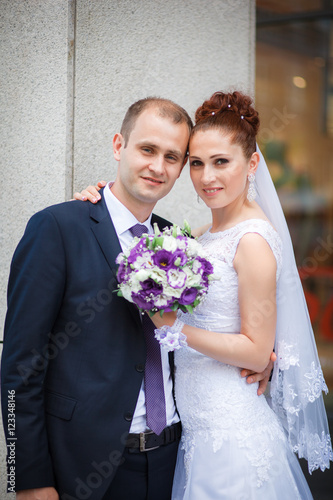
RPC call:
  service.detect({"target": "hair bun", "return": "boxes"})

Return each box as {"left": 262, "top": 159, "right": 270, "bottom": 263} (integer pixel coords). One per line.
{"left": 195, "top": 91, "right": 260, "bottom": 135}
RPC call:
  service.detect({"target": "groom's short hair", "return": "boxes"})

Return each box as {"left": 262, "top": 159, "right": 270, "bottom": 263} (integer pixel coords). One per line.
{"left": 120, "top": 97, "right": 193, "bottom": 147}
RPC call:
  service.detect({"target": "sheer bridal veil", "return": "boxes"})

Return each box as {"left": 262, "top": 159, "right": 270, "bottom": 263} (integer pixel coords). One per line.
{"left": 255, "top": 147, "right": 332, "bottom": 473}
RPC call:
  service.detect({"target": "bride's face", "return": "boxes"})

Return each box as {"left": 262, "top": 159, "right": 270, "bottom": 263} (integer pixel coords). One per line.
{"left": 189, "top": 129, "right": 256, "bottom": 210}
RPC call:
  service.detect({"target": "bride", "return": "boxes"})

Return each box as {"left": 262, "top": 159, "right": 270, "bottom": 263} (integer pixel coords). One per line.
{"left": 149, "top": 91, "right": 332, "bottom": 499}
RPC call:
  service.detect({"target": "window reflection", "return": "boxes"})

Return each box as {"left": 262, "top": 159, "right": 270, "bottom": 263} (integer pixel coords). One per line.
{"left": 256, "top": 1, "right": 333, "bottom": 413}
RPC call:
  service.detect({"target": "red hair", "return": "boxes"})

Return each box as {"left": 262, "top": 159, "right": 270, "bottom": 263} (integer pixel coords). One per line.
{"left": 193, "top": 91, "right": 260, "bottom": 159}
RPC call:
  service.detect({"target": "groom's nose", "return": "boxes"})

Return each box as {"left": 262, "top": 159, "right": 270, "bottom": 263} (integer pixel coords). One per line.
{"left": 148, "top": 155, "right": 165, "bottom": 176}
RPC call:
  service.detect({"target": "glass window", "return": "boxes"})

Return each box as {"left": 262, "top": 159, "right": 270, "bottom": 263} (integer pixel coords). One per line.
{"left": 256, "top": 0, "right": 333, "bottom": 414}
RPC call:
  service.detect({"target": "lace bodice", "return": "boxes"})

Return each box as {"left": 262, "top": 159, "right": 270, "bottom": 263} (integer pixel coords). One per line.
{"left": 181, "top": 218, "right": 282, "bottom": 334}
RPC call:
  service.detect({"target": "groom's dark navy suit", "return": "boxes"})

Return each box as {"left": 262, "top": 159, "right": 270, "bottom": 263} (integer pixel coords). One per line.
{"left": 1, "top": 195, "right": 172, "bottom": 499}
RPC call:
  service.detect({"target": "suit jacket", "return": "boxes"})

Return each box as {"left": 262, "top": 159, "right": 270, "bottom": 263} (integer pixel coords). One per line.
{"left": 1, "top": 194, "right": 173, "bottom": 499}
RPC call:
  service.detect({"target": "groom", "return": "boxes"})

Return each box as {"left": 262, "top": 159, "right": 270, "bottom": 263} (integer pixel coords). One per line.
{"left": 1, "top": 97, "right": 272, "bottom": 500}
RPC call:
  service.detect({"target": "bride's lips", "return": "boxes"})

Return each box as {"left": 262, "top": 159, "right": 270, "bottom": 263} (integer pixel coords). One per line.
{"left": 202, "top": 187, "right": 223, "bottom": 197}
{"left": 142, "top": 176, "right": 164, "bottom": 186}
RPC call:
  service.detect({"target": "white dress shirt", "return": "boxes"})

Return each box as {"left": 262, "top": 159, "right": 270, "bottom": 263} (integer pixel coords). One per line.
{"left": 103, "top": 183, "right": 179, "bottom": 432}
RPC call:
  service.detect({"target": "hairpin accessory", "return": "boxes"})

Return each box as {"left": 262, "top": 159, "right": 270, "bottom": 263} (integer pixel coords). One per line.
{"left": 247, "top": 172, "right": 256, "bottom": 202}
{"left": 154, "top": 318, "right": 187, "bottom": 352}
{"left": 227, "top": 104, "right": 231, "bottom": 108}
{"left": 211, "top": 111, "right": 215, "bottom": 115}
{"left": 241, "top": 115, "right": 244, "bottom": 119}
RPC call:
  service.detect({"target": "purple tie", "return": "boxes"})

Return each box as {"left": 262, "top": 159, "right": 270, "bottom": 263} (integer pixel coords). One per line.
{"left": 130, "top": 224, "right": 167, "bottom": 435}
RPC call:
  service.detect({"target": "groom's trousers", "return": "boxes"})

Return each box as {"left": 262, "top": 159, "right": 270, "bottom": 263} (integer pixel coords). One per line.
{"left": 102, "top": 437, "right": 180, "bottom": 499}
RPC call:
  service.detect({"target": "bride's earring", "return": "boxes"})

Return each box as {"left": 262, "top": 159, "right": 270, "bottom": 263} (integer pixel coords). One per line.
{"left": 247, "top": 173, "right": 256, "bottom": 202}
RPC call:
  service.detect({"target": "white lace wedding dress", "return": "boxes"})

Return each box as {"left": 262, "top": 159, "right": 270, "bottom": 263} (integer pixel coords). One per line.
{"left": 172, "top": 219, "right": 313, "bottom": 499}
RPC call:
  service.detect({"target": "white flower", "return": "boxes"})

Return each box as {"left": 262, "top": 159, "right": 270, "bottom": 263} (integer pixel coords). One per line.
{"left": 163, "top": 283, "right": 183, "bottom": 298}
{"left": 162, "top": 236, "right": 178, "bottom": 252}
{"left": 167, "top": 269, "right": 187, "bottom": 289}
{"left": 154, "top": 294, "right": 170, "bottom": 307}
{"left": 130, "top": 253, "right": 154, "bottom": 270}
{"left": 116, "top": 253, "right": 124, "bottom": 265}
{"left": 120, "top": 284, "right": 133, "bottom": 302}
{"left": 186, "top": 238, "right": 201, "bottom": 256}
{"left": 159, "top": 330, "right": 182, "bottom": 350}
{"left": 183, "top": 267, "right": 202, "bottom": 286}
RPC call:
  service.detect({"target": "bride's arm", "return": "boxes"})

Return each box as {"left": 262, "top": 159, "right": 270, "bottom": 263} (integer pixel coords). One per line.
{"left": 73, "top": 181, "right": 106, "bottom": 202}
{"left": 152, "top": 233, "right": 277, "bottom": 373}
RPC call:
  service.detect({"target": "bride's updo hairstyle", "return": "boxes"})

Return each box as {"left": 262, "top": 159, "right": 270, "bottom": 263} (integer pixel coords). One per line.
{"left": 193, "top": 91, "right": 260, "bottom": 160}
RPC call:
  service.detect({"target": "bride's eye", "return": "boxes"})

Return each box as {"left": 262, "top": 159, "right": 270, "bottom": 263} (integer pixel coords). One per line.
{"left": 190, "top": 160, "right": 203, "bottom": 167}
{"left": 216, "top": 158, "right": 228, "bottom": 166}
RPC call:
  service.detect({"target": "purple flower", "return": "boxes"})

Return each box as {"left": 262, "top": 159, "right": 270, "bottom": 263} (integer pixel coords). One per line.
{"left": 127, "top": 242, "right": 143, "bottom": 265}
{"left": 197, "top": 256, "right": 214, "bottom": 276}
{"left": 172, "top": 249, "right": 188, "bottom": 267}
{"left": 179, "top": 287, "right": 198, "bottom": 306}
{"left": 131, "top": 279, "right": 163, "bottom": 310}
{"left": 152, "top": 250, "right": 175, "bottom": 271}
{"left": 117, "top": 261, "right": 128, "bottom": 283}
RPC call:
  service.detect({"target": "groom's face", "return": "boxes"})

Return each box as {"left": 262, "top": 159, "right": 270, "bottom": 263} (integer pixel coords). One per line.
{"left": 112, "top": 108, "right": 189, "bottom": 212}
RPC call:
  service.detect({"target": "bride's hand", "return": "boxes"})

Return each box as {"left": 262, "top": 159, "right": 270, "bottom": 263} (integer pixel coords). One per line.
{"left": 73, "top": 180, "right": 107, "bottom": 203}
{"left": 149, "top": 310, "right": 177, "bottom": 329}
{"left": 241, "top": 351, "right": 276, "bottom": 396}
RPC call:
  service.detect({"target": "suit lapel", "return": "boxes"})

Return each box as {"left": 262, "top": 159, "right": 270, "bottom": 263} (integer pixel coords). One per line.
{"left": 89, "top": 197, "right": 141, "bottom": 327}
{"left": 89, "top": 199, "right": 121, "bottom": 276}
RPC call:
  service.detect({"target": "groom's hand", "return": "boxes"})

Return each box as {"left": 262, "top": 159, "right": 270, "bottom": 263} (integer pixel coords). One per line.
{"left": 17, "top": 487, "right": 59, "bottom": 500}
{"left": 241, "top": 351, "right": 276, "bottom": 396}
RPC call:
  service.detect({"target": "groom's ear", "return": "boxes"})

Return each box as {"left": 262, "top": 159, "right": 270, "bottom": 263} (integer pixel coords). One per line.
{"left": 113, "top": 133, "right": 124, "bottom": 161}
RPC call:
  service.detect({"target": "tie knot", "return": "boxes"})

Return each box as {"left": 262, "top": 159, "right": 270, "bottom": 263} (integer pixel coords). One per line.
{"left": 130, "top": 224, "right": 148, "bottom": 238}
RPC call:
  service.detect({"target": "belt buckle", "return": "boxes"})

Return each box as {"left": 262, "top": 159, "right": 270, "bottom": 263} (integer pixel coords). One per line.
{"left": 139, "top": 431, "right": 159, "bottom": 452}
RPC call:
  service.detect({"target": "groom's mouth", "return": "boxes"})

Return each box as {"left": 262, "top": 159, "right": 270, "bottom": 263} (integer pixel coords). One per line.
{"left": 142, "top": 176, "right": 165, "bottom": 185}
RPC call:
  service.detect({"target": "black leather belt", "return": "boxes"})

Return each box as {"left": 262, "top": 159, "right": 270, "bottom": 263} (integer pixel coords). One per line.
{"left": 125, "top": 422, "right": 182, "bottom": 452}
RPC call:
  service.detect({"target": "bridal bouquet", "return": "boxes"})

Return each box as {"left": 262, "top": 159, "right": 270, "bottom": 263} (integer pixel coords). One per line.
{"left": 116, "top": 222, "right": 214, "bottom": 316}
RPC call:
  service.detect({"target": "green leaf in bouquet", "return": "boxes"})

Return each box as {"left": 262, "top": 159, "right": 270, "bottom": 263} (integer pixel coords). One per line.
{"left": 173, "top": 256, "right": 181, "bottom": 267}
{"left": 185, "top": 305, "right": 194, "bottom": 314}
{"left": 152, "top": 236, "right": 164, "bottom": 250}
{"left": 153, "top": 222, "right": 161, "bottom": 236}
{"left": 171, "top": 302, "right": 179, "bottom": 311}
{"left": 172, "top": 224, "right": 178, "bottom": 238}
{"left": 182, "top": 219, "right": 192, "bottom": 238}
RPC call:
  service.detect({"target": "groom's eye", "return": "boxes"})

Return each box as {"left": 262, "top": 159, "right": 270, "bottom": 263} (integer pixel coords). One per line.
{"left": 142, "top": 147, "right": 153, "bottom": 154}
{"left": 166, "top": 154, "right": 178, "bottom": 163}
